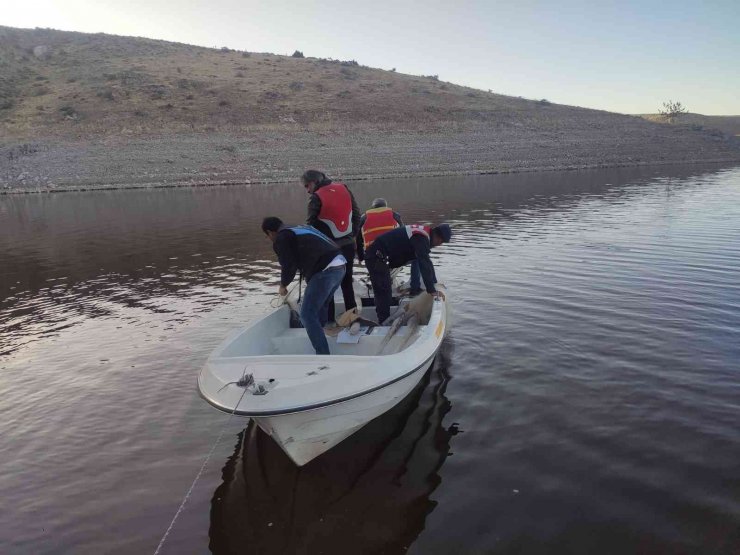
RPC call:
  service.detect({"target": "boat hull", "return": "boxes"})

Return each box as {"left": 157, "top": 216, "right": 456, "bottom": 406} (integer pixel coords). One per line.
{"left": 254, "top": 356, "right": 435, "bottom": 466}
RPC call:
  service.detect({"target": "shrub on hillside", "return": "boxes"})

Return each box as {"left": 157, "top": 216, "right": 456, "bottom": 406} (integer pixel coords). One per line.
{"left": 177, "top": 79, "right": 205, "bottom": 90}
{"left": 149, "top": 86, "right": 167, "bottom": 100}
{"left": 7, "top": 143, "right": 46, "bottom": 159}
{"left": 59, "top": 105, "right": 77, "bottom": 119}
{"left": 110, "top": 70, "right": 149, "bottom": 86}
{"left": 262, "top": 91, "right": 283, "bottom": 100}
{"left": 292, "top": 50, "right": 304, "bottom": 58}
{"left": 659, "top": 100, "right": 687, "bottom": 122}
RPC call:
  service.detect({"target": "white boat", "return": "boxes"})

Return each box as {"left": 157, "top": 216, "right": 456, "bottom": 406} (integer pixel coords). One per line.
{"left": 198, "top": 279, "right": 451, "bottom": 466}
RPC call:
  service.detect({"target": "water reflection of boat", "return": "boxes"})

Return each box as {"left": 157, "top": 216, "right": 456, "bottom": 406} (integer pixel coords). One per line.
{"left": 198, "top": 281, "right": 450, "bottom": 466}
{"left": 208, "top": 343, "right": 457, "bottom": 555}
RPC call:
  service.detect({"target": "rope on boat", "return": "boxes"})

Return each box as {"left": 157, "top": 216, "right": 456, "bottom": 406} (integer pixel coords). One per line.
{"left": 268, "top": 280, "right": 299, "bottom": 309}
{"left": 153, "top": 381, "right": 250, "bottom": 555}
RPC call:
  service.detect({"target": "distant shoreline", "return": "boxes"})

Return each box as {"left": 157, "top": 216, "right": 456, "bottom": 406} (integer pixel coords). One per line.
{"left": 3, "top": 27, "right": 740, "bottom": 194}
{"left": 3, "top": 125, "right": 740, "bottom": 194}
{"left": 2, "top": 156, "right": 740, "bottom": 195}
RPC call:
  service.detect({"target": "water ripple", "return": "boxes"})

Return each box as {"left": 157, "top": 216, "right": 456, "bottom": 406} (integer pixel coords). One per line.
{"left": 1, "top": 165, "right": 740, "bottom": 554}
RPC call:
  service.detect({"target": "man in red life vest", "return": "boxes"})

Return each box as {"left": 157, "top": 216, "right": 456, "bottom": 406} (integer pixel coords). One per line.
{"left": 356, "top": 198, "right": 423, "bottom": 295}
{"left": 365, "top": 223, "right": 452, "bottom": 324}
{"left": 302, "top": 170, "right": 362, "bottom": 322}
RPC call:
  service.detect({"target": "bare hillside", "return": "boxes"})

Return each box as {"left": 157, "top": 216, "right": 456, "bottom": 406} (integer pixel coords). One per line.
{"left": 642, "top": 113, "right": 740, "bottom": 137}
{"left": 1, "top": 26, "right": 739, "bottom": 191}
{"left": 0, "top": 25, "right": 576, "bottom": 135}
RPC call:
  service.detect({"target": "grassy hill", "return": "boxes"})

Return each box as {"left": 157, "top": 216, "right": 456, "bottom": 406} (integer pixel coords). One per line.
{"left": 1, "top": 26, "right": 739, "bottom": 191}
{"left": 1, "top": 25, "right": 574, "bottom": 137}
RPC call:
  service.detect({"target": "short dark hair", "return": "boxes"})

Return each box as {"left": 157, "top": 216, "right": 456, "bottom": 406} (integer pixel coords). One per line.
{"left": 261, "top": 216, "right": 283, "bottom": 233}
{"left": 301, "top": 170, "right": 331, "bottom": 186}
{"left": 431, "top": 223, "right": 452, "bottom": 243}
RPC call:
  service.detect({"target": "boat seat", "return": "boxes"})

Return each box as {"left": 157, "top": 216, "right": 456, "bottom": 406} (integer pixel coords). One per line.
{"left": 271, "top": 325, "right": 423, "bottom": 355}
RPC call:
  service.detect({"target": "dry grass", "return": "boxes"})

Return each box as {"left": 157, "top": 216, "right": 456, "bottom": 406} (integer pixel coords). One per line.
{"left": 2, "top": 26, "right": 739, "bottom": 191}
{"left": 642, "top": 113, "right": 740, "bottom": 137}
{"left": 2, "top": 25, "right": 607, "bottom": 139}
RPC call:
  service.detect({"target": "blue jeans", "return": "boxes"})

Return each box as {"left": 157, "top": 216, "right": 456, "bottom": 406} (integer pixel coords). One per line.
{"left": 409, "top": 260, "right": 422, "bottom": 293}
{"left": 300, "top": 265, "right": 345, "bottom": 354}
{"left": 365, "top": 254, "right": 393, "bottom": 324}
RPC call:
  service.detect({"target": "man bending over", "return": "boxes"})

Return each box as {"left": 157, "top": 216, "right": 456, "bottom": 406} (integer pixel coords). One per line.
{"left": 364, "top": 223, "right": 452, "bottom": 324}
{"left": 262, "top": 217, "right": 346, "bottom": 355}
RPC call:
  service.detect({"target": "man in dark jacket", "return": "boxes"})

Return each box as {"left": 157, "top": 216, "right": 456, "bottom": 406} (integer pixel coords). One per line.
{"left": 262, "top": 216, "right": 346, "bottom": 355}
{"left": 365, "top": 223, "right": 452, "bottom": 324}
{"left": 302, "top": 170, "right": 361, "bottom": 322}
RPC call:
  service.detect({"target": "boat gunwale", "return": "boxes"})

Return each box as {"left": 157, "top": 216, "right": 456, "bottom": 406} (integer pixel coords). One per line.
{"left": 198, "top": 350, "right": 438, "bottom": 417}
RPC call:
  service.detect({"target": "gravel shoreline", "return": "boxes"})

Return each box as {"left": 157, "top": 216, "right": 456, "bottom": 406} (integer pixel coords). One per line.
{"left": 3, "top": 122, "right": 740, "bottom": 193}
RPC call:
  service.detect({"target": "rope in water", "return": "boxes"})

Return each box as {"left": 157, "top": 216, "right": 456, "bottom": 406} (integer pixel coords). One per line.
{"left": 156, "top": 278, "right": 305, "bottom": 553}
{"left": 153, "top": 385, "right": 249, "bottom": 555}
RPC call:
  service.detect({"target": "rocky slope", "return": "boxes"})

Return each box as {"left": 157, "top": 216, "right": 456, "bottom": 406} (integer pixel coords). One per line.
{"left": 1, "top": 26, "right": 739, "bottom": 191}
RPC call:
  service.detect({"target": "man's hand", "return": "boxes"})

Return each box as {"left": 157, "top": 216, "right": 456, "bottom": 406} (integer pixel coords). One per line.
{"left": 278, "top": 285, "right": 288, "bottom": 296}
{"left": 432, "top": 290, "right": 445, "bottom": 301}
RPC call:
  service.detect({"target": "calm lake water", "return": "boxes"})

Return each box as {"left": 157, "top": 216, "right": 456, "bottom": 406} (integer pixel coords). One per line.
{"left": 1, "top": 165, "right": 740, "bottom": 554}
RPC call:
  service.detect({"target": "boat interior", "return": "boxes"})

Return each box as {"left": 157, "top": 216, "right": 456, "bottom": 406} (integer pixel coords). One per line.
{"left": 219, "top": 293, "right": 434, "bottom": 358}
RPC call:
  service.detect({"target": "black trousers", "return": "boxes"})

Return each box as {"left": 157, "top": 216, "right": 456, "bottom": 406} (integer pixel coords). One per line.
{"left": 328, "top": 242, "right": 357, "bottom": 322}
{"left": 365, "top": 248, "right": 393, "bottom": 324}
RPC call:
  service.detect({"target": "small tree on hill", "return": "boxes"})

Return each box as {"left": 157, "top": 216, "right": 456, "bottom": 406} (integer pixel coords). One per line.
{"left": 659, "top": 100, "right": 687, "bottom": 122}
{"left": 292, "top": 50, "right": 304, "bottom": 58}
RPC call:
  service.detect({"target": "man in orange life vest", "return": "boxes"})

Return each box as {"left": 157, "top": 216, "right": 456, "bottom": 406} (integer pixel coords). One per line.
{"left": 356, "top": 198, "right": 423, "bottom": 295}
{"left": 365, "top": 223, "right": 452, "bottom": 324}
{"left": 302, "top": 170, "right": 362, "bottom": 322}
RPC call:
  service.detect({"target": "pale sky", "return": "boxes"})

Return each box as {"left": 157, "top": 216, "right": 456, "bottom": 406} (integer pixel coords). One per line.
{"left": 2, "top": 0, "right": 739, "bottom": 115}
